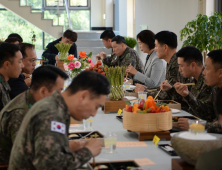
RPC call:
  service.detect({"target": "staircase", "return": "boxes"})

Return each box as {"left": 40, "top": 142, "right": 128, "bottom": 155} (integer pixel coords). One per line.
{"left": 76, "top": 32, "right": 112, "bottom": 63}
{"left": 0, "top": 0, "right": 63, "bottom": 38}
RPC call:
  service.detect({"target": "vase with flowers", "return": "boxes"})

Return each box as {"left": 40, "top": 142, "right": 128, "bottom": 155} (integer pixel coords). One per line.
{"left": 63, "top": 51, "right": 94, "bottom": 78}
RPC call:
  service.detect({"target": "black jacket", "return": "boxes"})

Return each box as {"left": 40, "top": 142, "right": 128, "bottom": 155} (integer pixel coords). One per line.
{"left": 42, "top": 37, "right": 77, "bottom": 65}
{"left": 8, "top": 74, "right": 28, "bottom": 100}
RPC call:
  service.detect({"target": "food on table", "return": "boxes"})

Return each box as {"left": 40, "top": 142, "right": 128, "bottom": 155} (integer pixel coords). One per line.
{"left": 169, "top": 102, "right": 176, "bottom": 104}
{"left": 172, "top": 117, "right": 179, "bottom": 122}
{"left": 94, "top": 165, "right": 108, "bottom": 170}
{"left": 125, "top": 96, "right": 170, "bottom": 113}
{"left": 87, "top": 60, "right": 106, "bottom": 76}
{"left": 84, "top": 133, "right": 100, "bottom": 139}
{"left": 190, "top": 123, "right": 205, "bottom": 133}
{"left": 68, "top": 134, "right": 79, "bottom": 140}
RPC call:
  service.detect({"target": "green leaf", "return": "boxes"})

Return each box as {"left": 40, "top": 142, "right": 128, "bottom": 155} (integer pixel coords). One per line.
{"left": 146, "top": 108, "right": 151, "bottom": 112}
{"left": 125, "top": 101, "right": 131, "bottom": 105}
{"left": 137, "top": 110, "right": 147, "bottom": 113}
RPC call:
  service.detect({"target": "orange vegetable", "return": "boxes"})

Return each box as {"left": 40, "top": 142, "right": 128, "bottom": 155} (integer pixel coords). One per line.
{"left": 156, "top": 106, "right": 161, "bottom": 113}
{"left": 126, "top": 105, "right": 129, "bottom": 110}
{"left": 133, "top": 108, "right": 140, "bottom": 113}
{"left": 132, "top": 103, "right": 139, "bottom": 113}
{"left": 147, "top": 96, "right": 154, "bottom": 100}
{"left": 164, "top": 106, "right": 170, "bottom": 111}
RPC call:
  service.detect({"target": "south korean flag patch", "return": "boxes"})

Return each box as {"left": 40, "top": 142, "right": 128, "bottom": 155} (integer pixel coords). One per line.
{"left": 51, "top": 121, "right": 66, "bottom": 135}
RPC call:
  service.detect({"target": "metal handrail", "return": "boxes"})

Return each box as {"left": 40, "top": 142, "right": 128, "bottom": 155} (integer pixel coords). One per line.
{"left": 64, "top": 0, "right": 73, "bottom": 30}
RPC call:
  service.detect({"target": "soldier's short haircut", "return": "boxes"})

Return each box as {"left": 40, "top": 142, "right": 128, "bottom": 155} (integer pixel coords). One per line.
{"left": 207, "top": 50, "right": 222, "bottom": 70}
{"left": 100, "top": 30, "right": 115, "bottom": 41}
{"left": 154, "top": 31, "right": 177, "bottom": 49}
{"left": 137, "top": 30, "right": 155, "bottom": 50}
{"left": 111, "top": 36, "right": 126, "bottom": 45}
{"left": 67, "top": 71, "right": 110, "bottom": 98}
{"left": 30, "top": 65, "right": 69, "bottom": 92}
{"left": 63, "top": 29, "right": 77, "bottom": 43}
{"left": 0, "top": 42, "right": 20, "bottom": 68}
{"left": 176, "top": 46, "right": 203, "bottom": 66}
{"left": 5, "top": 37, "right": 20, "bottom": 44}
{"left": 19, "top": 43, "right": 34, "bottom": 59}
{"left": 7, "top": 33, "right": 23, "bottom": 43}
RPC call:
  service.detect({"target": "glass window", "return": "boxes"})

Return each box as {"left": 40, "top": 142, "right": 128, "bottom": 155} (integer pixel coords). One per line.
{"left": 70, "top": 0, "right": 87, "bottom": 6}
{"left": 46, "top": 0, "right": 64, "bottom": 7}
{"left": 0, "top": 5, "right": 5, "bottom": 9}
{"left": 70, "top": 10, "right": 89, "bottom": 30}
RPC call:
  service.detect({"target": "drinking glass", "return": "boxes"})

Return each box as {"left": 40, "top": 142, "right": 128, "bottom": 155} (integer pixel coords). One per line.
{"left": 104, "top": 132, "right": 117, "bottom": 153}
{"left": 83, "top": 117, "right": 93, "bottom": 131}
{"left": 138, "top": 91, "right": 148, "bottom": 101}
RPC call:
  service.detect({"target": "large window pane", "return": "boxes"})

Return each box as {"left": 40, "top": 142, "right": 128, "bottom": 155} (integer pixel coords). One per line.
{"left": 0, "top": 5, "right": 5, "bottom": 9}
{"left": 0, "top": 10, "right": 43, "bottom": 50}
{"left": 46, "top": 0, "right": 64, "bottom": 7}
{"left": 70, "top": 0, "right": 87, "bottom": 6}
{"left": 70, "top": 10, "right": 90, "bottom": 30}
{"left": 20, "top": 0, "right": 43, "bottom": 9}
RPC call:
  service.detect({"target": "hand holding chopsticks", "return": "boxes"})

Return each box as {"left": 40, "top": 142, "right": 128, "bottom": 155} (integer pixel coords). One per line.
{"left": 174, "top": 82, "right": 190, "bottom": 97}
{"left": 154, "top": 80, "right": 168, "bottom": 100}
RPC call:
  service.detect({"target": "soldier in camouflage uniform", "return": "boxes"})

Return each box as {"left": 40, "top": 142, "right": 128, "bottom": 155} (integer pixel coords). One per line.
{"left": 135, "top": 31, "right": 190, "bottom": 111}
{"left": 175, "top": 50, "right": 222, "bottom": 133}
{"left": 0, "top": 65, "right": 68, "bottom": 164}
{"left": 102, "top": 35, "right": 144, "bottom": 77}
{"left": 9, "top": 71, "right": 110, "bottom": 169}
{"left": 0, "top": 43, "right": 23, "bottom": 111}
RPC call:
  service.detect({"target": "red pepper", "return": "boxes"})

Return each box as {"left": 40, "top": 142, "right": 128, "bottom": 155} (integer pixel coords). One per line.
{"left": 138, "top": 99, "right": 145, "bottom": 109}
{"left": 159, "top": 108, "right": 166, "bottom": 112}
{"left": 126, "top": 105, "right": 133, "bottom": 112}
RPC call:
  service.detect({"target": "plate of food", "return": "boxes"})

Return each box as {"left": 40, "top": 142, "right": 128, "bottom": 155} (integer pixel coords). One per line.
{"left": 171, "top": 108, "right": 180, "bottom": 114}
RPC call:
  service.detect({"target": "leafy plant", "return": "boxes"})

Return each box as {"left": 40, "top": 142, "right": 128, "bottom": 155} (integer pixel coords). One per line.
{"left": 30, "top": 31, "right": 36, "bottom": 45}
{"left": 180, "top": 12, "right": 222, "bottom": 53}
{"left": 124, "top": 36, "right": 137, "bottom": 49}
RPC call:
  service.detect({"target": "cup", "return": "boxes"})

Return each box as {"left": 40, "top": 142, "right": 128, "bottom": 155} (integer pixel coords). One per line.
{"left": 138, "top": 91, "right": 148, "bottom": 101}
{"left": 188, "top": 119, "right": 207, "bottom": 134}
{"left": 104, "top": 132, "right": 117, "bottom": 153}
{"left": 83, "top": 117, "right": 93, "bottom": 131}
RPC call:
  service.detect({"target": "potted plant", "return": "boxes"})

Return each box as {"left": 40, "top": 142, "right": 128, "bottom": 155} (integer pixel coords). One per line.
{"left": 180, "top": 12, "right": 222, "bottom": 61}
{"left": 30, "top": 31, "right": 36, "bottom": 48}
{"left": 124, "top": 36, "right": 137, "bottom": 49}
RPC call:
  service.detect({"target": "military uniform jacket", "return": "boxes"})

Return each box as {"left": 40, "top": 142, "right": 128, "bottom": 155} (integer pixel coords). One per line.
{"left": 0, "top": 73, "right": 11, "bottom": 111}
{"left": 0, "top": 90, "right": 35, "bottom": 163}
{"left": 9, "top": 91, "right": 92, "bottom": 170}
{"left": 184, "top": 86, "right": 222, "bottom": 133}
{"left": 147, "top": 54, "right": 191, "bottom": 111}
{"left": 166, "top": 69, "right": 213, "bottom": 114}
{"left": 102, "top": 46, "right": 144, "bottom": 75}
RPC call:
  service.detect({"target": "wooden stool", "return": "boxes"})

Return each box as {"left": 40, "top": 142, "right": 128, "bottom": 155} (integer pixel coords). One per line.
{"left": 172, "top": 159, "right": 194, "bottom": 170}
{"left": 0, "top": 163, "right": 8, "bottom": 169}
{"left": 104, "top": 98, "right": 128, "bottom": 114}
{"left": 136, "top": 131, "right": 171, "bottom": 141}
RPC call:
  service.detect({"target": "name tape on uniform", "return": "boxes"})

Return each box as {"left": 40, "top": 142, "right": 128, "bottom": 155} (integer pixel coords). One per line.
{"left": 51, "top": 121, "right": 66, "bottom": 134}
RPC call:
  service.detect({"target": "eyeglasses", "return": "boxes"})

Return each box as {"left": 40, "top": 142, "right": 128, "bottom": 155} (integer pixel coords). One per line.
{"left": 23, "top": 58, "right": 37, "bottom": 64}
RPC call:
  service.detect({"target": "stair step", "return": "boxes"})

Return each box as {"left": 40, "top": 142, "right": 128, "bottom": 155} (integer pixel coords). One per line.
{"left": 76, "top": 32, "right": 102, "bottom": 39}
{"left": 76, "top": 39, "right": 104, "bottom": 48}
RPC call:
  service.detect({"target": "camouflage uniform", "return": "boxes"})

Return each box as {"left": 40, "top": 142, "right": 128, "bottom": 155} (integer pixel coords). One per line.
{"left": 166, "top": 69, "right": 213, "bottom": 114}
{"left": 0, "top": 90, "right": 35, "bottom": 163}
{"left": 184, "top": 86, "right": 222, "bottom": 133}
{"left": 0, "top": 73, "right": 11, "bottom": 111}
{"left": 9, "top": 91, "right": 92, "bottom": 170}
{"left": 147, "top": 54, "right": 191, "bottom": 111}
{"left": 102, "top": 47, "right": 144, "bottom": 76}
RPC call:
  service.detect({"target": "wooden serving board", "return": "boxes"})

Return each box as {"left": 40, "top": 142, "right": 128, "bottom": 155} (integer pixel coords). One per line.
{"left": 104, "top": 98, "right": 129, "bottom": 114}
{"left": 172, "top": 158, "right": 194, "bottom": 170}
{"left": 136, "top": 131, "right": 171, "bottom": 141}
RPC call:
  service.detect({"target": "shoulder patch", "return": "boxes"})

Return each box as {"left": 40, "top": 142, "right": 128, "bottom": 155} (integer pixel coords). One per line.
{"left": 51, "top": 121, "right": 66, "bottom": 135}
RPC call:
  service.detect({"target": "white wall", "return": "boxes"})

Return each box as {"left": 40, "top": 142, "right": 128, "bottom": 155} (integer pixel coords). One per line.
{"left": 135, "top": 0, "right": 202, "bottom": 63}
{"left": 91, "top": 0, "right": 113, "bottom": 28}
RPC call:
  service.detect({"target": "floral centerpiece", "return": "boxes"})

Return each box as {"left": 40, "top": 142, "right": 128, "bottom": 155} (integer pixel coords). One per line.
{"left": 63, "top": 51, "right": 94, "bottom": 78}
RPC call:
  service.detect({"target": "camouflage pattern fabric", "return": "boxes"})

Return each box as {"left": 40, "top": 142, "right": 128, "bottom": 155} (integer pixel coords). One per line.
{"left": 147, "top": 54, "right": 191, "bottom": 111}
{"left": 0, "top": 90, "right": 35, "bottom": 163}
{"left": 102, "top": 47, "right": 144, "bottom": 76}
{"left": 184, "top": 86, "right": 222, "bottom": 133}
{"left": 8, "top": 90, "right": 92, "bottom": 170}
{"left": 0, "top": 73, "right": 11, "bottom": 111}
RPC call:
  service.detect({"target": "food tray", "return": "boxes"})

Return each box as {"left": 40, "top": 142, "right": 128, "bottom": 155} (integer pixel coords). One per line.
{"left": 116, "top": 116, "right": 123, "bottom": 122}
{"left": 88, "top": 160, "right": 140, "bottom": 170}
{"left": 158, "top": 144, "right": 178, "bottom": 156}
{"left": 155, "top": 100, "right": 181, "bottom": 110}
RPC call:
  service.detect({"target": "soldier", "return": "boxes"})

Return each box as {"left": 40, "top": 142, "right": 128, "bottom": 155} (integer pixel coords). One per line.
{"left": 161, "top": 46, "right": 213, "bottom": 130}
{"left": 175, "top": 49, "right": 222, "bottom": 133}
{"left": 96, "top": 30, "right": 116, "bottom": 64}
{"left": 8, "top": 43, "right": 37, "bottom": 99}
{"left": 135, "top": 31, "right": 190, "bottom": 111}
{"left": 195, "top": 88, "right": 222, "bottom": 170}
{"left": 0, "top": 43, "right": 23, "bottom": 111}
{"left": 8, "top": 71, "right": 110, "bottom": 170}
{"left": 0, "top": 65, "right": 69, "bottom": 164}
{"left": 102, "top": 35, "right": 144, "bottom": 76}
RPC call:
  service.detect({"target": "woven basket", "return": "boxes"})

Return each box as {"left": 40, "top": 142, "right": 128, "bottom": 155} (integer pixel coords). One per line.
{"left": 123, "top": 109, "right": 172, "bottom": 132}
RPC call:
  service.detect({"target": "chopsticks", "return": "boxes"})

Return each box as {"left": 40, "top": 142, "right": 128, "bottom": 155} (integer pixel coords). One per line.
{"left": 180, "top": 83, "right": 195, "bottom": 86}
{"left": 154, "top": 80, "right": 172, "bottom": 100}
{"left": 126, "top": 63, "right": 132, "bottom": 80}
{"left": 92, "top": 135, "right": 97, "bottom": 168}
